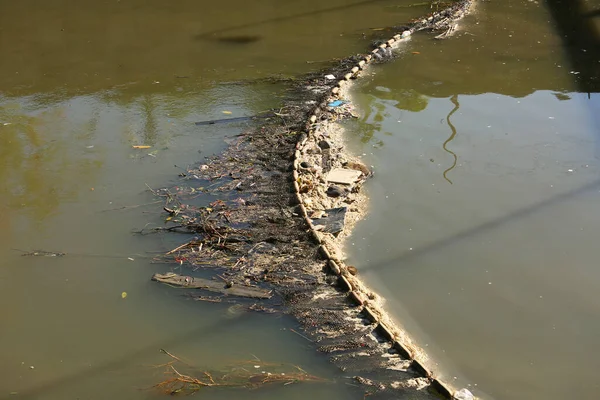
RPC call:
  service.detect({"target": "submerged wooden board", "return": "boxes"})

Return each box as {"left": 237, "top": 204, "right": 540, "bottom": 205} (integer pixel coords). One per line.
{"left": 151, "top": 272, "right": 272, "bottom": 299}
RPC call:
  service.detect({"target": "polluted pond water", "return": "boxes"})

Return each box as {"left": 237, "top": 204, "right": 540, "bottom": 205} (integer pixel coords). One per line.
{"left": 345, "top": 1, "right": 600, "bottom": 400}
{"left": 0, "top": 81, "right": 354, "bottom": 400}
{"left": 4, "top": 0, "right": 597, "bottom": 399}
{"left": 0, "top": 0, "right": 475, "bottom": 399}
{"left": 137, "top": 3, "right": 478, "bottom": 400}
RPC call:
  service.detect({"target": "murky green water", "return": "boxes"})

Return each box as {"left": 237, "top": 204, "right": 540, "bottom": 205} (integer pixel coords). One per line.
{"left": 1, "top": 0, "right": 599, "bottom": 399}
{"left": 347, "top": 1, "right": 600, "bottom": 399}
{"left": 0, "top": 1, "right": 418, "bottom": 398}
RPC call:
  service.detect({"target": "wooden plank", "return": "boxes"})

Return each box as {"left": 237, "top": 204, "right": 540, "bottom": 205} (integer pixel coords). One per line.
{"left": 151, "top": 273, "right": 272, "bottom": 299}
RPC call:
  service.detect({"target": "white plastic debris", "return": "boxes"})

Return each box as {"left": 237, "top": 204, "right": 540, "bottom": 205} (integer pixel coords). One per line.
{"left": 324, "top": 74, "right": 336, "bottom": 80}
{"left": 401, "top": 30, "right": 411, "bottom": 38}
{"left": 326, "top": 168, "right": 362, "bottom": 185}
{"left": 454, "top": 388, "right": 474, "bottom": 400}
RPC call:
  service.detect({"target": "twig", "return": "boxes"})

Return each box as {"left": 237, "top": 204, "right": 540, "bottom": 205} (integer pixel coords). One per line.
{"left": 166, "top": 240, "right": 193, "bottom": 255}
{"left": 289, "top": 328, "right": 313, "bottom": 343}
{"left": 160, "top": 349, "right": 194, "bottom": 367}
{"left": 145, "top": 183, "right": 160, "bottom": 196}
{"left": 100, "top": 200, "right": 162, "bottom": 212}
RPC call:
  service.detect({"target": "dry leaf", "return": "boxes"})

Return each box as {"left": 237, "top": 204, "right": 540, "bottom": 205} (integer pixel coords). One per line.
{"left": 132, "top": 145, "right": 151, "bottom": 149}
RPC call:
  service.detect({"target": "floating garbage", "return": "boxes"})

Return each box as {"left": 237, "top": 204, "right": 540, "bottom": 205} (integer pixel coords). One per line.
{"left": 327, "top": 100, "right": 347, "bottom": 108}
{"left": 324, "top": 74, "right": 336, "bottom": 80}
{"left": 195, "top": 112, "right": 276, "bottom": 126}
{"left": 454, "top": 388, "right": 474, "bottom": 400}
{"left": 311, "top": 207, "right": 347, "bottom": 235}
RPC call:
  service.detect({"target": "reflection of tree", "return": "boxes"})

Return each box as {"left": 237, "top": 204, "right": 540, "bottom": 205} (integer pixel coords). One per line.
{"left": 0, "top": 101, "right": 102, "bottom": 228}
{"left": 370, "top": 87, "right": 429, "bottom": 112}
{"left": 357, "top": 88, "right": 430, "bottom": 145}
{"left": 392, "top": 89, "right": 429, "bottom": 112}
{"left": 140, "top": 95, "right": 158, "bottom": 146}
{"left": 0, "top": 82, "right": 281, "bottom": 230}
{"left": 553, "top": 92, "right": 572, "bottom": 101}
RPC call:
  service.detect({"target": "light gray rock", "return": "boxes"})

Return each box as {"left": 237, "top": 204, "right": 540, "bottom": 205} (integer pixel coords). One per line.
{"left": 454, "top": 388, "right": 474, "bottom": 400}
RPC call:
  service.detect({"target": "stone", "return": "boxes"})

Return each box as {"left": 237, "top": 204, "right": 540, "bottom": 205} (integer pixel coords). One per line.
{"left": 318, "top": 140, "right": 331, "bottom": 150}
{"left": 326, "top": 168, "right": 362, "bottom": 185}
{"left": 311, "top": 207, "right": 347, "bottom": 235}
{"left": 345, "top": 161, "right": 372, "bottom": 177}
{"left": 300, "top": 161, "right": 312, "bottom": 169}
{"left": 310, "top": 210, "right": 325, "bottom": 219}
{"left": 454, "top": 388, "right": 474, "bottom": 400}
{"left": 326, "top": 185, "right": 345, "bottom": 198}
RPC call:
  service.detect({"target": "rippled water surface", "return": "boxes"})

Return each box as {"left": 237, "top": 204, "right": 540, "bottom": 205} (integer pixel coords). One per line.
{"left": 1, "top": 0, "right": 599, "bottom": 399}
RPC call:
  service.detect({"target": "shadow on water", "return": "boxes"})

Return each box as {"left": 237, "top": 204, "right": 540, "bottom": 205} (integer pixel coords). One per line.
{"left": 361, "top": 0, "right": 600, "bottom": 276}
{"left": 544, "top": 0, "right": 600, "bottom": 92}
{"left": 0, "top": 315, "right": 252, "bottom": 400}
{"left": 362, "top": 176, "right": 600, "bottom": 275}
{"left": 194, "top": 0, "right": 391, "bottom": 40}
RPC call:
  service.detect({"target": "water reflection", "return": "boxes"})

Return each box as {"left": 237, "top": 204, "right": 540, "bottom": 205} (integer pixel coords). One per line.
{"left": 0, "top": 99, "right": 101, "bottom": 223}
{"left": 442, "top": 95, "right": 459, "bottom": 184}
{"left": 1, "top": 78, "right": 345, "bottom": 400}
{"left": 349, "top": 61, "right": 600, "bottom": 400}
{"left": 544, "top": 0, "right": 600, "bottom": 92}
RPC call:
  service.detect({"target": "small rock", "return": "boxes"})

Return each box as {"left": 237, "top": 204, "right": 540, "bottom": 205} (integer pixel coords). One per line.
{"left": 318, "top": 140, "right": 331, "bottom": 150}
{"left": 304, "top": 144, "right": 322, "bottom": 154}
{"left": 326, "top": 185, "right": 345, "bottom": 198}
{"left": 347, "top": 266, "right": 358, "bottom": 275}
{"left": 310, "top": 210, "right": 325, "bottom": 219}
{"left": 454, "top": 388, "right": 474, "bottom": 400}
{"left": 300, "top": 161, "right": 312, "bottom": 169}
{"left": 345, "top": 161, "right": 372, "bottom": 177}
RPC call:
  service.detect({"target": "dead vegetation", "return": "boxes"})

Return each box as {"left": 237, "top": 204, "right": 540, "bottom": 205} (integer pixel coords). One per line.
{"left": 152, "top": 350, "right": 328, "bottom": 396}
{"left": 143, "top": 2, "right": 475, "bottom": 399}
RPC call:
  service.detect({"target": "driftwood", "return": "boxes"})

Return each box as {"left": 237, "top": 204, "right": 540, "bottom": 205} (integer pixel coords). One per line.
{"left": 151, "top": 272, "right": 272, "bottom": 299}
